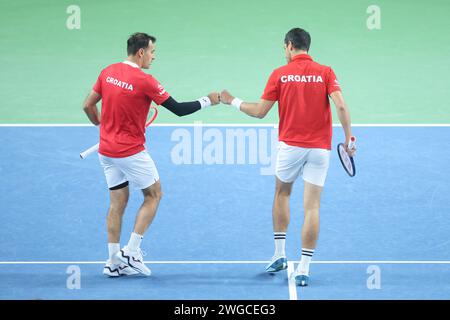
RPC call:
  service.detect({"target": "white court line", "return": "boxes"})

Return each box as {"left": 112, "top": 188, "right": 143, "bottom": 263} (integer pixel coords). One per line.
{"left": 0, "top": 260, "right": 450, "bottom": 264}
{"left": 287, "top": 262, "right": 298, "bottom": 301}
{"left": 311, "top": 261, "right": 450, "bottom": 264}
{"left": 0, "top": 261, "right": 268, "bottom": 265}
{"left": 1, "top": 124, "right": 450, "bottom": 127}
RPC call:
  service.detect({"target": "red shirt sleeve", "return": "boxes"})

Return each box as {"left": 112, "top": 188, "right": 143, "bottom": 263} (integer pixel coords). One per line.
{"left": 261, "top": 70, "right": 279, "bottom": 101}
{"left": 145, "top": 76, "right": 170, "bottom": 105}
{"left": 327, "top": 67, "right": 341, "bottom": 95}
{"left": 92, "top": 71, "right": 103, "bottom": 95}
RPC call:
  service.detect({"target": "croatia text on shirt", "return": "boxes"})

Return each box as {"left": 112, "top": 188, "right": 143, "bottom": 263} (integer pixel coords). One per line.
{"left": 106, "top": 76, "right": 134, "bottom": 91}
{"left": 280, "top": 75, "right": 323, "bottom": 83}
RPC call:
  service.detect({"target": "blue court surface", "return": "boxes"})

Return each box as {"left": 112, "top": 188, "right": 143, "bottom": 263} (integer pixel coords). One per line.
{"left": 1, "top": 125, "right": 449, "bottom": 299}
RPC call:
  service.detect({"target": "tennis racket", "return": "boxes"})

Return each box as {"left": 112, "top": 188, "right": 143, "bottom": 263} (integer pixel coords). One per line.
{"left": 337, "top": 136, "right": 356, "bottom": 177}
{"left": 80, "top": 106, "right": 158, "bottom": 159}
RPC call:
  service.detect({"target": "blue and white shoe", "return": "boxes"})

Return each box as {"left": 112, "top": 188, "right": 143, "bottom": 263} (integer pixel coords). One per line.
{"left": 294, "top": 273, "right": 309, "bottom": 286}
{"left": 265, "top": 256, "right": 288, "bottom": 273}
{"left": 103, "top": 259, "right": 139, "bottom": 277}
{"left": 116, "top": 246, "right": 151, "bottom": 276}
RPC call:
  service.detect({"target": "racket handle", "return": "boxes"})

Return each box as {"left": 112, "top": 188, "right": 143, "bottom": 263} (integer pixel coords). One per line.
{"left": 80, "top": 143, "right": 99, "bottom": 159}
{"left": 348, "top": 136, "right": 356, "bottom": 150}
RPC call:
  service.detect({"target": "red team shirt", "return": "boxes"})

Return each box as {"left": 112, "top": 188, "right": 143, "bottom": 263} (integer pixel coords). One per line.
{"left": 262, "top": 54, "right": 341, "bottom": 150}
{"left": 92, "top": 61, "right": 170, "bottom": 158}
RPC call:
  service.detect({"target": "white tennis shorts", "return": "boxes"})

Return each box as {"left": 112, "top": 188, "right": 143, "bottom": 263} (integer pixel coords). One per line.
{"left": 276, "top": 141, "right": 330, "bottom": 187}
{"left": 98, "top": 150, "right": 159, "bottom": 190}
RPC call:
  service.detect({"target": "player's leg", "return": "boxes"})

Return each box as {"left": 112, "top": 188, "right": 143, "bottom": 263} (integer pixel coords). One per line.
{"left": 107, "top": 183, "right": 129, "bottom": 244}
{"left": 273, "top": 177, "right": 293, "bottom": 233}
{"left": 104, "top": 183, "right": 138, "bottom": 276}
{"left": 117, "top": 181, "right": 161, "bottom": 276}
{"left": 265, "top": 178, "right": 293, "bottom": 272}
{"left": 302, "top": 182, "right": 322, "bottom": 249}
{"left": 293, "top": 182, "right": 322, "bottom": 286}
{"left": 293, "top": 149, "right": 330, "bottom": 286}
{"left": 133, "top": 181, "right": 162, "bottom": 235}
{"left": 266, "top": 142, "right": 305, "bottom": 272}
{"left": 99, "top": 155, "right": 137, "bottom": 277}
{"left": 115, "top": 151, "right": 160, "bottom": 276}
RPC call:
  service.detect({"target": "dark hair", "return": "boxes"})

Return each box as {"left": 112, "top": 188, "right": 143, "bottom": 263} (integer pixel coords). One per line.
{"left": 284, "top": 28, "right": 311, "bottom": 51}
{"left": 127, "top": 32, "right": 156, "bottom": 56}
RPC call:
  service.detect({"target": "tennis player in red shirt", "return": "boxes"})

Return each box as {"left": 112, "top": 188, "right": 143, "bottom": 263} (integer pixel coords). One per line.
{"left": 83, "top": 33, "right": 219, "bottom": 277}
{"left": 221, "top": 28, "right": 355, "bottom": 286}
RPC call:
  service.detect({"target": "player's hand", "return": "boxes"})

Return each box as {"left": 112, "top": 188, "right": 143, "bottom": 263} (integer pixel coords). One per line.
{"left": 345, "top": 143, "right": 356, "bottom": 157}
{"left": 220, "top": 90, "right": 234, "bottom": 105}
{"left": 208, "top": 92, "right": 220, "bottom": 105}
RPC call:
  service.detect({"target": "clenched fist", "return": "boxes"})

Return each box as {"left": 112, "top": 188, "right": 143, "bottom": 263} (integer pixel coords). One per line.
{"left": 208, "top": 92, "right": 221, "bottom": 105}
{"left": 220, "top": 90, "right": 234, "bottom": 105}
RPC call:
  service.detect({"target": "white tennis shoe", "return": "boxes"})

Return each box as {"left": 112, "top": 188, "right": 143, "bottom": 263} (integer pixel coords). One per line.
{"left": 265, "top": 255, "right": 288, "bottom": 273}
{"left": 103, "top": 259, "right": 139, "bottom": 277}
{"left": 291, "top": 268, "right": 310, "bottom": 286}
{"left": 116, "top": 246, "right": 151, "bottom": 276}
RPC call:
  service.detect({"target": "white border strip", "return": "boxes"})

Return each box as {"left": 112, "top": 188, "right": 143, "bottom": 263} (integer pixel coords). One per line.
{"left": 0, "top": 261, "right": 268, "bottom": 265}
{"left": 311, "top": 261, "right": 450, "bottom": 264}
{"left": 0, "top": 260, "right": 449, "bottom": 265}
{"left": 349, "top": 124, "right": 450, "bottom": 127}
{"left": 287, "top": 262, "right": 298, "bottom": 300}
{"left": 0, "top": 124, "right": 450, "bottom": 127}
{"left": 0, "top": 124, "right": 93, "bottom": 127}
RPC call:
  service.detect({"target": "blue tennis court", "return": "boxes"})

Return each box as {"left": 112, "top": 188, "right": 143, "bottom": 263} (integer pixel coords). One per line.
{"left": 1, "top": 125, "right": 449, "bottom": 299}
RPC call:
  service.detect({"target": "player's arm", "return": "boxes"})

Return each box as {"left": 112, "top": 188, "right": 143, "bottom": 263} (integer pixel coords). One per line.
{"left": 220, "top": 90, "right": 275, "bottom": 119}
{"left": 161, "top": 92, "right": 220, "bottom": 117}
{"left": 329, "top": 91, "right": 355, "bottom": 156}
{"left": 83, "top": 90, "right": 101, "bottom": 125}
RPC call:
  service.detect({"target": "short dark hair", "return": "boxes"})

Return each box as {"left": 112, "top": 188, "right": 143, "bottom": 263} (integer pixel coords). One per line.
{"left": 284, "top": 28, "right": 311, "bottom": 51}
{"left": 127, "top": 32, "right": 156, "bottom": 56}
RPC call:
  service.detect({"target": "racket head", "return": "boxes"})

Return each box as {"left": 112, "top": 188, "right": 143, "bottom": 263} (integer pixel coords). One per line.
{"left": 337, "top": 143, "right": 356, "bottom": 177}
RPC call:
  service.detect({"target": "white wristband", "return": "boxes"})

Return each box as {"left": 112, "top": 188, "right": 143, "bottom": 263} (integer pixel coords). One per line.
{"left": 197, "top": 96, "right": 211, "bottom": 109}
{"left": 231, "top": 97, "right": 243, "bottom": 110}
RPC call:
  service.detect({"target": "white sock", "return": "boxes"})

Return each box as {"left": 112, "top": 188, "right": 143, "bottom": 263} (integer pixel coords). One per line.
{"left": 274, "top": 232, "right": 286, "bottom": 257}
{"left": 298, "top": 248, "right": 315, "bottom": 275}
{"left": 108, "top": 243, "right": 120, "bottom": 263}
{"left": 127, "top": 232, "right": 143, "bottom": 251}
